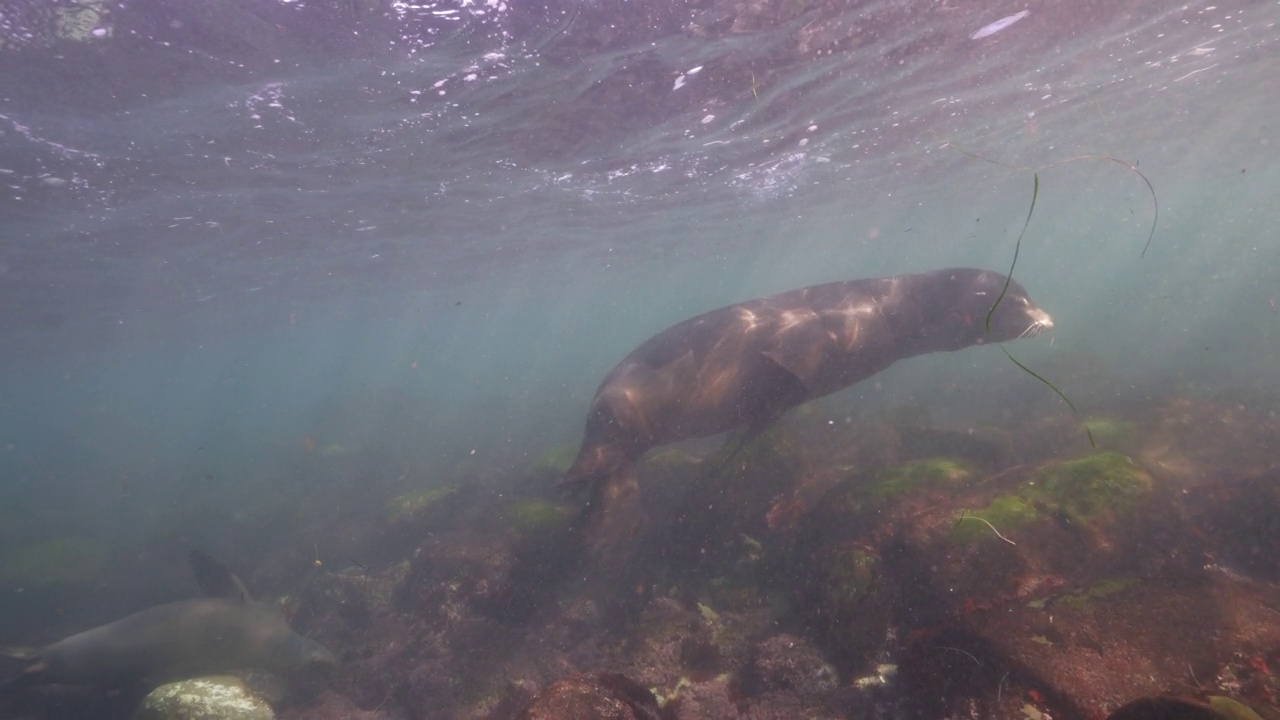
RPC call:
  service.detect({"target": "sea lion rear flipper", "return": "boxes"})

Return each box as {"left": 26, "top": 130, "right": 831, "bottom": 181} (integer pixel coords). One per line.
{"left": 0, "top": 646, "right": 39, "bottom": 690}
{"left": 578, "top": 463, "right": 644, "bottom": 567}
{"left": 0, "top": 652, "right": 49, "bottom": 691}
{"left": 188, "top": 550, "right": 252, "bottom": 604}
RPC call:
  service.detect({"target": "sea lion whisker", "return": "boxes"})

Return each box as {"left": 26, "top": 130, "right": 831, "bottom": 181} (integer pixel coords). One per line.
{"left": 984, "top": 173, "right": 1037, "bottom": 333}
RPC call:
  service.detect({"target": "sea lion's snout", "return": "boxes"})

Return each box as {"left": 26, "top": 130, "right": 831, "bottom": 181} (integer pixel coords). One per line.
{"left": 1028, "top": 306, "right": 1053, "bottom": 330}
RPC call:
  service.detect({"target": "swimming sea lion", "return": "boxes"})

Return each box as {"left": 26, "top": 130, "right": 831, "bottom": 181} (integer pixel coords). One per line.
{"left": 562, "top": 268, "right": 1053, "bottom": 552}
{"left": 1, "top": 550, "right": 335, "bottom": 689}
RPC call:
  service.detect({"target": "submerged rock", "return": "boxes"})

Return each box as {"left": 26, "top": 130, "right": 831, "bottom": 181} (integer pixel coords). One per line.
{"left": 501, "top": 499, "right": 575, "bottom": 535}
{"left": 747, "top": 633, "right": 839, "bottom": 696}
{"left": 1134, "top": 396, "right": 1280, "bottom": 489}
{"left": 870, "top": 457, "right": 975, "bottom": 498}
{"left": 135, "top": 676, "right": 273, "bottom": 720}
{"left": 1106, "top": 695, "right": 1218, "bottom": 720}
{"left": 1105, "top": 694, "right": 1280, "bottom": 720}
{"left": 1082, "top": 417, "right": 1139, "bottom": 450}
{"left": 949, "top": 494, "right": 1039, "bottom": 543}
{"left": 386, "top": 485, "right": 458, "bottom": 525}
{"left": 266, "top": 390, "right": 1280, "bottom": 720}
{"left": 662, "top": 676, "right": 739, "bottom": 719}
{"left": 1031, "top": 451, "right": 1153, "bottom": 518}
{"left": 515, "top": 673, "right": 661, "bottom": 720}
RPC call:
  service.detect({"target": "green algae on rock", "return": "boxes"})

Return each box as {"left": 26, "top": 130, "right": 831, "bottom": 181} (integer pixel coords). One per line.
{"left": 871, "top": 458, "right": 975, "bottom": 498}
{"left": 641, "top": 448, "right": 704, "bottom": 473}
{"left": 528, "top": 443, "right": 579, "bottom": 478}
{"left": 1207, "top": 696, "right": 1269, "bottom": 720}
{"left": 505, "top": 499, "right": 574, "bottom": 533}
{"left": 949, "top": 495, "right": 1039, "bottom": 543}
{"left": 1057, "top": 577, "right": 1140, "bottom": 610}
{"left": 1031, "top": 451, "right": 1153, "bottom": 518}
{"left": 1081, "top": 417, "right": 1138, "bottom": 448}
{"left": 387, "top": 485, "right": 458, "bottom": 523}
{"left": 134, "top": 676, "right": 274, "bottom": 720}
{"left": 827, "top": 547, "right": 878, "bottom": 606}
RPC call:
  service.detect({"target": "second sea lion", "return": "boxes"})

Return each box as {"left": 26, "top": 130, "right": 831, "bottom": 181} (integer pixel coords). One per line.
{"left": 1, "top": 550, "right": 335, "bottom": 690}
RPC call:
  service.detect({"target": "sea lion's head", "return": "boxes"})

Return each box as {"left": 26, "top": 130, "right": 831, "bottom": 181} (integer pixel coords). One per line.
{"left": 906, "top": 268, "right": 1053, "bottom": 351}
{"left": 560, "top": 372, "right": 657, "bottom": 492}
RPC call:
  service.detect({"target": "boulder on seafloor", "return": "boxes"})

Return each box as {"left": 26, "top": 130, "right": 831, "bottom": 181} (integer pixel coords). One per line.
{"left": 134, "top": 676, "right": 273, "bottom": 720}
{"left": 745, "top": 633, "right": 839, "bottom": 696}
{"left": 499, "top": 498, "right": 575, "bottom": 536}
{"left": 1105, "top": 694, "right": 1280, "bottom": 720}
{"left": 1029, "top": 451, "right": 1153, "bottom": 519}
{"left": 385, "top": 485, "right": 458, "bottom": 525}
{"left": 804, "top": 456, "right": 978, "bottom": 535}
{"left": 1183, "top": 466, "right": 1280, "bottom": 582}
{"left": 620, "top": 428, "right": 804, "bottom": 586}
{"left": 877, "top": 448, "right": 1280, "bottom": 719}
{"left": 277, "top": 690, "right": 391, "bottom": 720}
{"left": 515, "top": 673, "right": 661, "bottom": 720}
{"left": 794, "top": 543, "right": 889, "bottom": 669}
{"left": 365, "top": 483, "right": 473, "bottom": 562}
{"left": 948, "top": 494, "right": 1039, "bottom": 543}
{"left": 260, "top": 392, "right": 1280, "bottom": 720}
{"left": 1137, "top": 396, "right": 1280, "bottom": 486}
{"left": 869, "top": 457, "right": 976, "bottom": 498}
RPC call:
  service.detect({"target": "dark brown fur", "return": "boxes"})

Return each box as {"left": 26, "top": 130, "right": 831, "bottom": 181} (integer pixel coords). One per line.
{"left": 563, "top": 268, "right": 1053, "bottom": 552}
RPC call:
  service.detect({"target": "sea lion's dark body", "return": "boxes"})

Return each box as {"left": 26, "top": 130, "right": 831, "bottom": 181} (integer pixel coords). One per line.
{"left": 563, "top": 268, "right": 1053, "bottom": 548}
{"left": 13, "top": 598, "right": 333, "bottom": 687}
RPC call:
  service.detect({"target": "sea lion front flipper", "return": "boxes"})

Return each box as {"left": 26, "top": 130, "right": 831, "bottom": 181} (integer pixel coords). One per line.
{"left": 747, "top": 351, "right": 811, "bottom": 423}
{"left": 579, "top": 463, "right": 644, "bottom": 567}
{"left": 709, "top": 353, "right": 808, "bottom": 474}
{"left": 756, "top": 305, "right": 832, "bottom": 392}
{"left": 0, "top": 646, "right": 38, "bottom": 662}
{"left": 0, "top": 652, "right": 49, "bottom": 690}
{"left": 188, "top": 551, "right": 252, "bottom": 604}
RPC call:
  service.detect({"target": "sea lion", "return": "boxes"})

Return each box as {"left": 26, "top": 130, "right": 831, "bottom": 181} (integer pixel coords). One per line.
{"left": 562, "top": 267, "right": 1053, "bottom": 551}
{"left": 0, "top": 551, "right": 336, "bottom": 689}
